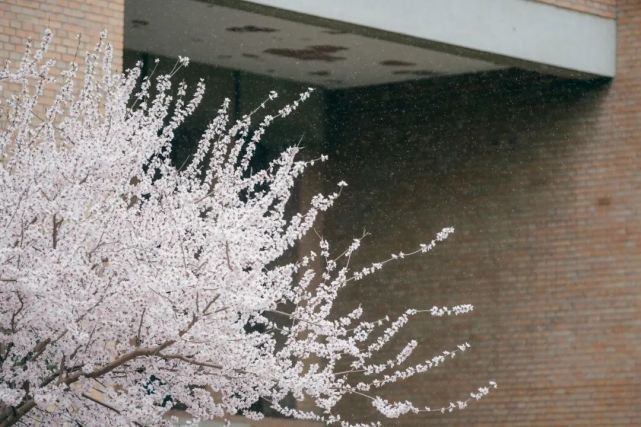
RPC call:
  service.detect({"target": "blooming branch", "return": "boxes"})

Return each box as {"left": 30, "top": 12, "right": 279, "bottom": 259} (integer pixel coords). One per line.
{"left": 0, "top": 31, "right": 494, "bottom": 426}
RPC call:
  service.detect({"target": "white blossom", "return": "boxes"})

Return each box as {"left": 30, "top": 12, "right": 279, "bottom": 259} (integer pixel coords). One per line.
{"left": 177, "top": 55, "right": 190, "bottom": 67}
{"left": 0, "top": 31, "right": 494, "bottom": 426}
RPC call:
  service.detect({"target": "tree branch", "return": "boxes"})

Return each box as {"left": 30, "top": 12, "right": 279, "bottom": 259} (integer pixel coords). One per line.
{"left": 80, "top": 393, "right": 143, "bottom": 427}
{"left": 51, "top": 214, "right": 63, "bottom": 249}
{"left": 10, "top": 292, "right": 24, "bottom": 333}
{"left": 0, "top": 399, "right": 36, "bottom": 427}
{"left": 134, "top": 308, "right": 146, "bottom": 347}
{"left": 157, "top": 353, "right": 223, "bottom": 370}
{"left": 224, "top": 241, "right": 233, "bottom": 270}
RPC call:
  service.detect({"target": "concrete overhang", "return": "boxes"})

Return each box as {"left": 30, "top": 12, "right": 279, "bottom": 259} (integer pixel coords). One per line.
{"left": 124, "top": 0, "right": 615, "bottom": 89}
{"left": 243, "top": 0, "right": 616, "bottom": 78}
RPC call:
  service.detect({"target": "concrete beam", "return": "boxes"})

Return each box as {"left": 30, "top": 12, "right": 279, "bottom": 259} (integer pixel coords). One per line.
{"left": 240, "top": 0, "right": 616, "bottom": 78}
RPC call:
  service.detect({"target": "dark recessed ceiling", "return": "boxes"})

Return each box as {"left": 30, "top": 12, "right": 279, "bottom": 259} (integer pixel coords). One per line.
{"left": 125, "top": 0, "right": 503, "bottom": 88}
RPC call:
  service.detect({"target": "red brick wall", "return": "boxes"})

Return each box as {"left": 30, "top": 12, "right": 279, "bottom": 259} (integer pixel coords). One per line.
{"left": 536, "top": 0, "right": 617, "bottom": 18}
{"left": 0, "top": 0, "right": 124, "bottom": 88}
{"left": 323, "top": 1, "right": 640, "bottom": 425}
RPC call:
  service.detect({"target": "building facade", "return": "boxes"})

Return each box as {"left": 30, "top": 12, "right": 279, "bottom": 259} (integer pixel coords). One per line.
{"left": 2, "top": 0, "right": 640, "bottom": 425}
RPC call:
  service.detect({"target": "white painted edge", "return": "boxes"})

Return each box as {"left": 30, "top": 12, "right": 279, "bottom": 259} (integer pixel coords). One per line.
{"left": 242, "top": 0, "right": 616, "bottom": 77}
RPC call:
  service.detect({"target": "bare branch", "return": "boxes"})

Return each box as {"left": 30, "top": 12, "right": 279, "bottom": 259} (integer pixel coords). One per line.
{"left": 135, "top": 307, "right": 146, "bottom": 347}
{"left": 80, "top": 393, "right": 143, "bottom": 427}
{"left": 52, "top": 214, "right": 63, "bottom": 249}
{"left": 224, "top": 241, "right": 233, "bottom": 270}
{"left": 9, "top": 292, "right": 23, "bottom": 333}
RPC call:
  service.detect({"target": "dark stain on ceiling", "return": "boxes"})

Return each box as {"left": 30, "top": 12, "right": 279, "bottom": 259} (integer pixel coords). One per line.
{"left": 322, "top": 29, "right": 348, "bottom": 35}
{"left": 264, "top": 45, "right": 348, "bottom": 62}
{"left": 227, "top": 25, "right": 279, "bottom": 33}
{"left": 131, "top": 19, "right": 149, "bottom": 28}
{"left": 380, "top": 60, "right": 416, "bottom": 67}
{"left": 392, "top": 70, "right": 440, "bottom": 76}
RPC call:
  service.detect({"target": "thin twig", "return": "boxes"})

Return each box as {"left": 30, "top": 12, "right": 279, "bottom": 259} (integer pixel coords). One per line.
{"left": 80, "top": 393, "right": 143, "bottom": 426}
{"left": 52, "top": 214, "right": 63, "bottom": 249}
{"left": 224, "top": 241, "right": 233, "bottom": 270}
{"left": 135, "top": 308, "right": 146, "bottom": 347}
{"left": 10, "top": 292, "right": 23, "bottom": 333}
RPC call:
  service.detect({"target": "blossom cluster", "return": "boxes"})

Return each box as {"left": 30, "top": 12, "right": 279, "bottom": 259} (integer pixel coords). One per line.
{"left": 0, "top": 31, "right": 494, "bottom": 426}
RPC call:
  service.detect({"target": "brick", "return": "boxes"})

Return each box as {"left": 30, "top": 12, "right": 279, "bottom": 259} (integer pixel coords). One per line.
{"left": 0, "top": 0, "right": 124, "bottom": 106}
{"left": 321, "top": 1, "right": 640, "bottom": 425}
{"left": 536, "top": 0, "right": 616, "bottom": 18}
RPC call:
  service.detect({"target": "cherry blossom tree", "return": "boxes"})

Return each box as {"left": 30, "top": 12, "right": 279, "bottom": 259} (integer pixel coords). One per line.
{"left": 0, "top": 31, "right": 495, "bottom": 426}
